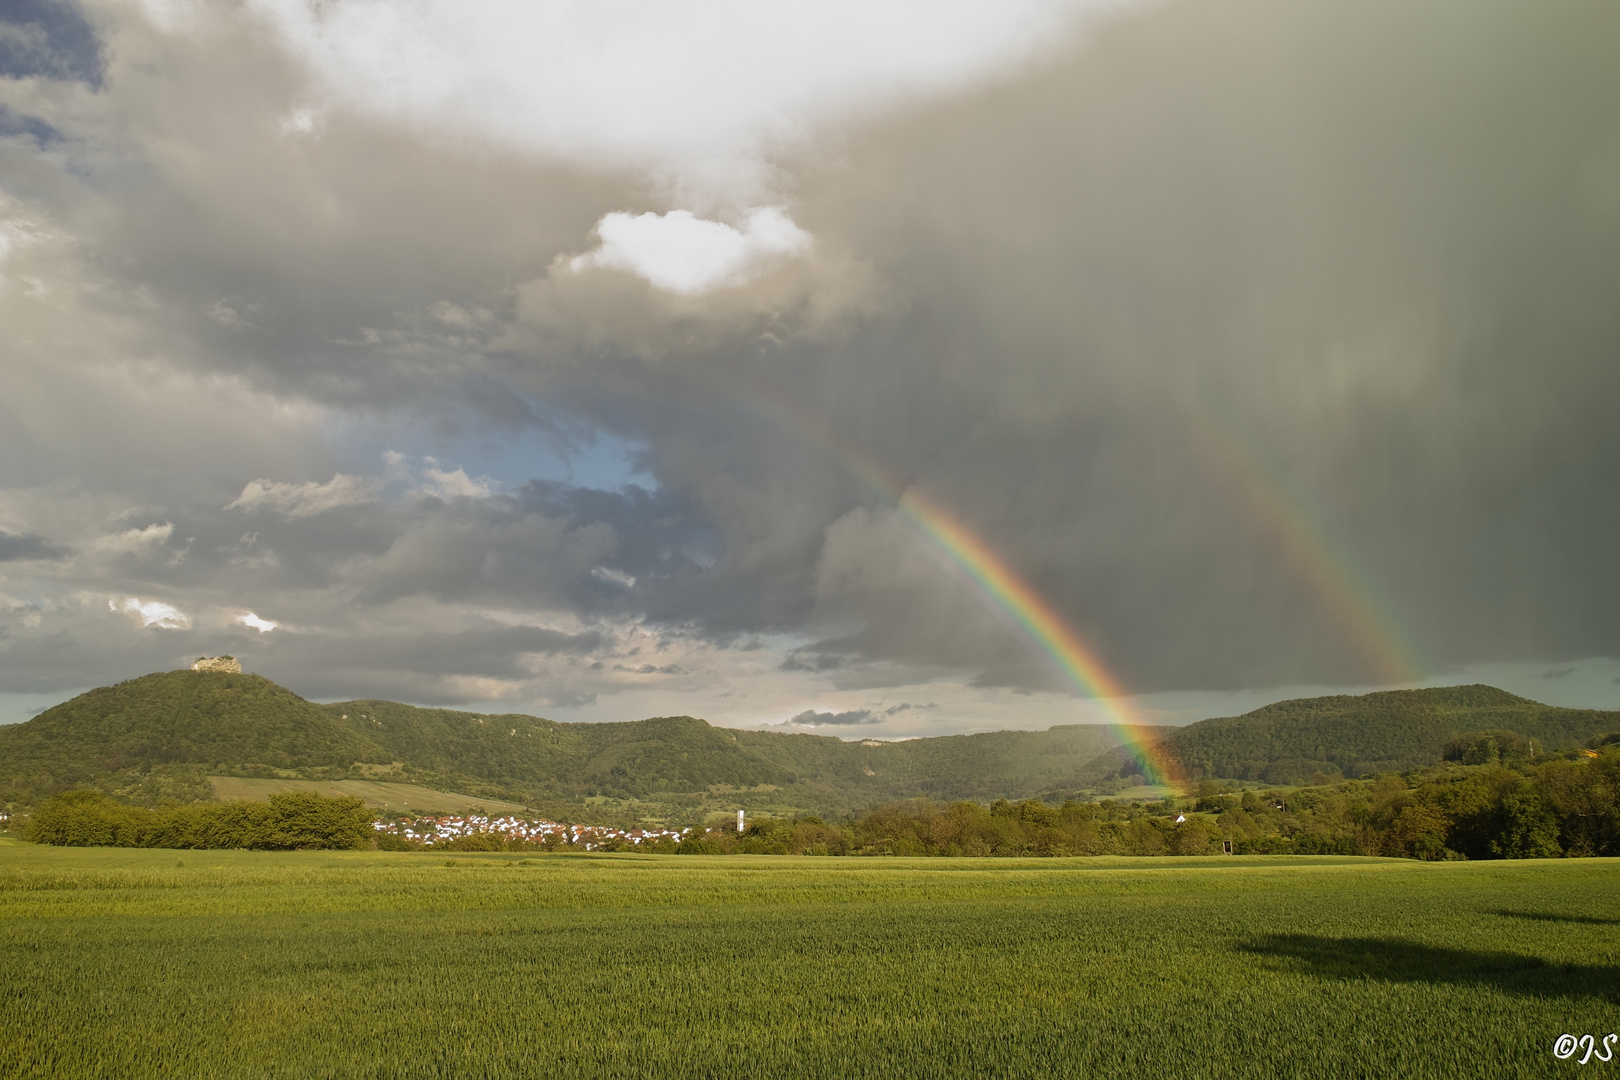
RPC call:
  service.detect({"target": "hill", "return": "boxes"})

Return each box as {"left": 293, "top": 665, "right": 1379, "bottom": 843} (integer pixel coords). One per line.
{"left": 0, "top": 671, "right": 391, "bottom": 805}
{"left": 731, "top": 724, "right": 1130, "bottom": 807}
{"left": 0, "top": 670, "right": 1123, "bottom": 817}
{"left": 319, "top": 698, "right": 1124, "bottom": 815}
{"left": 11, "top": 672, "right": 1611, "bottom": 819}
{"left": 1057, "top": 684, "right": 1620, "bottom": 791}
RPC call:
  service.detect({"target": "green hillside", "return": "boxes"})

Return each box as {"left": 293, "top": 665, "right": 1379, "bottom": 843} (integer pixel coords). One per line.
{"left": 11, "top": 671, "right": 1610, "bottom": 819}
{"left": 1062, "top": 684, "right": 1620, "bottom": 790}
{"left": 322, "top": 700, "right": 795, "bottom": 801}
{"left": 732, "top": 725, "right": 1133, "bottom": 808}
{"left": 322, "top": 699, "right": 1122, "bottom": 814}
{"left": 0, "top": 671, "right": 1121, "bottom": 816}
{"left": 0, "top": 671, "right": 390, "bottom": 804}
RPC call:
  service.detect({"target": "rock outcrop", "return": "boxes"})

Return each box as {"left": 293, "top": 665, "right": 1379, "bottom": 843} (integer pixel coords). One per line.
{"left": 191, "top": 656, "right": 242, "bottom": 674}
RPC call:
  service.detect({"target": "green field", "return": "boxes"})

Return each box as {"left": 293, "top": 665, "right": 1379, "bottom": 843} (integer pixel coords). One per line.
{"left": 1, "top": 841, "right": 1615, "bottom": 1078}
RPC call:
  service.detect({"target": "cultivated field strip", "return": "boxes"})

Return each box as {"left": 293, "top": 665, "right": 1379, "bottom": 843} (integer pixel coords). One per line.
{"left": 1, "top": 843, "right": 1615, "bottom": 1079}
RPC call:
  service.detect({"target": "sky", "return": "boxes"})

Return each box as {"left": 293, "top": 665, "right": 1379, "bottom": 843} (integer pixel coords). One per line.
{"left": 1, "top": 0, "right": 1618, "bottom": 737}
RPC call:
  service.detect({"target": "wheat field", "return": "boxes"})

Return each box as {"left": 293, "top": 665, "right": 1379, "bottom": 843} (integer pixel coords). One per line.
{"left": 1, "top": 840, "right": 1615, "bottom": 1078}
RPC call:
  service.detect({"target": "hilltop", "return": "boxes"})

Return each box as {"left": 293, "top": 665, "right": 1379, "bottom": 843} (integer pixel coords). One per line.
{"left": 1056, "top": 684, "right": 1620, "bottom": 793}
{"left": 0, "top": 671, "right": 391, "bottom": 806}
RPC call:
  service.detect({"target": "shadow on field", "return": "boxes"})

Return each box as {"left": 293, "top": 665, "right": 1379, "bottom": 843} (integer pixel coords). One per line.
{"left": 1239, "top": 935, "right": 1620, "bottom": 1003}
{"left": 1491, "top": 909, "right": 1620, "bottom": 926}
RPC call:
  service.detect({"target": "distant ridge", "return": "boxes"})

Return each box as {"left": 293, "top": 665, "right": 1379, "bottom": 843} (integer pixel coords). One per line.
{"left": 0, "top": 670, "right": 1123, "bottom": 814}
{"left": 1059, "top": 684, "right": 1620, "bottom": 790}
{"left": 6, "top": 672, "right": 1613, "bottom": 815}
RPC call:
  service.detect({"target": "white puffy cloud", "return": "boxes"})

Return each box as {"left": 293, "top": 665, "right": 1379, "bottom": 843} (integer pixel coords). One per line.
{"left": 90, "top": 523, "right": 175, "bottom": 557}
{"left": 111, "top": 597, "right": 190, "bottom": 629}
{"left": 417, "top": 464, "right": 497, "bottom": 501}
{"left": 567, "top": 207, "right": 811, "bottom": 295}
{"left": 238, "top": 612, "right": 278, "bottom": 632}
{"left": 227, "top": 474, "right": 379, "bottom": 518}
{"left": 241, "top": 0, "right": 1106, "bottom": 201}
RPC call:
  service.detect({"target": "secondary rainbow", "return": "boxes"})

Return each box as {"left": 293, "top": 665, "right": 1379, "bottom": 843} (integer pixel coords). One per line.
{"left": 715, "top": 375, "right": 1418, "bottom": 787}
{"left": 1168, "top": 394, "right": 1420, "bottom": 685}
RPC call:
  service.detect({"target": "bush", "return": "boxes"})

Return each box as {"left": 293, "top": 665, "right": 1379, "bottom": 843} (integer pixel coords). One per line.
{"left": 26, "top": 790, "right": 143, "bottom": 847}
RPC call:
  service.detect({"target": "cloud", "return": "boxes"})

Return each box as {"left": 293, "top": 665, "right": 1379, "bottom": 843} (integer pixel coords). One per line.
{"left": 417, "top": 463, "right": 497, "bottom": 501}
{"left": 279, "top": 106, "right": 323, "bottom": 138}
{"left": 786, "top": 708, "right": 877, "bottom": 726}
{"left": 243, "top": 0, "right": 1101, "bottom": 201}
{"left": 111, "top": 597, "right": 190, "bottom": 630}
{"left": 228, "top": 475, "right": 379, "bottom": 518}
{"left": 0, "top": 530, "right": 65, "bottom": 561}
{"left": 237, "top": 612, "right": 278, "bottom": 632}
{"left": 774, "top": 702, "right": 935, "bottom": 728}
{"left": 1, "top": 0, "right": 1618, "bottom": 724}
{"left": 614, "top": 663, "right": 685, "bottom": 676}
{"left": 567, "top": 208, "right": 811, "bottom": 296}
{"left": 90, "top": 523, "right": 174, "bottom": 558}
{"left": 0, "top": 105, "right": 60, "bottom": 148}
{"left": 0, "top": 214, "right": 41, "bottom": 269}
{"left": 592, "top": 566, "right": 635, "bottom": 589}
{"left": 0, "top": 0, "right": 104, "bottom": 86}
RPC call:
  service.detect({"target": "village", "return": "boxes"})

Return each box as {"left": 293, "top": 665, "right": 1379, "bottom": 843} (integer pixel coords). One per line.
{"left": 373, "top": 813, "right": 693, "bottom": 850}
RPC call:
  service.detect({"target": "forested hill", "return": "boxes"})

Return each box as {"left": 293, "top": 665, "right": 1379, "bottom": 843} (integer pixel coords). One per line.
{"left": 1068, "top": 684, "right": 1620, "bottom": 789}
{"left": 0, "top": 670, "right": 1122, "bottom": 812}
{"left": 0, "top": 671, "right": 391, "bottom": 801}
{"left": 319, "top": 699, "right": 1125, "bottom": 811}
{"left": 322, "top": 701, "right": 798, "bottom": 801}
{"left": 10, "top": 672, "right": 1610, "bottom": 815}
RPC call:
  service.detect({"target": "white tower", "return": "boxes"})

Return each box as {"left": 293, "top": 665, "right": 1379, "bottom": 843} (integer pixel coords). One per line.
{"left": 737, "top": 809, "right": 745, "bottom": 833}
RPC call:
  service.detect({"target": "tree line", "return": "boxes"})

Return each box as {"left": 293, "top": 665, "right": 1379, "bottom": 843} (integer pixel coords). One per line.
{"left": 662, "top": 735, "right": 1620, "bottom": 859}
{"left": 26, "top": 789, "right": 373, "bottom": 850}
{"left": 408, "top": 741, "right": 1619, "bottom": 860}
{"left": 22, "top": 737, "right": 1617, "bottom": 860}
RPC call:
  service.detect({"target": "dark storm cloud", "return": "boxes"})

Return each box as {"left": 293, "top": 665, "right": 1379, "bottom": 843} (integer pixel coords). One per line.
{"left": 271, "top": 622, "right": 604, "bottom": 678}
{"left": 629, "top": 0, "right": 1620, "bottom": 692}
{"left": 0, "top": 605, "right": 192, "bottom": 694}
{"left": 857, "top": 0, "right": 1620, "bottom": 689}
{"left": 511, "top": 479, "right": 718, "bottom": 601}
{"left": 781, "top": 645, "right": 852, "bottom": 673}
{"left": 1, "top": 0, "right": 1617, "bottom": 713}
{"left": 242, "top": 617, "right": 611, "bottom": 708}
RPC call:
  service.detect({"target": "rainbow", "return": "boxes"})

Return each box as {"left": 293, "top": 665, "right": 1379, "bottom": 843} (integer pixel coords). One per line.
{"left": 700, "top": 376, "right": 1421, "bottom": 790}
{"left": 1169, "top": 396, "right": 1420, "bottom": 685}
{"left": 889, "top": 484, "right": 1185, "bottom": 788}
{"left": 731, "top": 388, "right": 1185, "bottom": 788}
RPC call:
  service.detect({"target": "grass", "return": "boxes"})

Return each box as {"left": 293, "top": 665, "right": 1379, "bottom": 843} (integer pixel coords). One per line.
{"left": 206, "top": 777, "right": 532, "bottom": 816}
{"left": 0, "top": 839, "right": 1615, "bottom": 1079}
